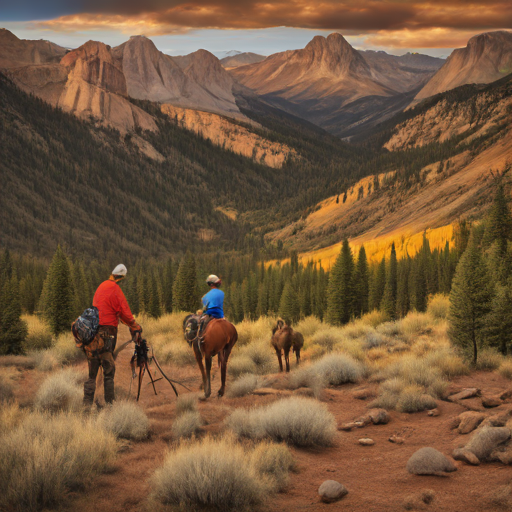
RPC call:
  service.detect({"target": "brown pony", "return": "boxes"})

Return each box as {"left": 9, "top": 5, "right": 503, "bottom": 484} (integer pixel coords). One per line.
{"left": 184, "top": 316, "right": 237, "bottom": 398}
{"left": 271, "top": 319, "right": 304, "bottom": 372}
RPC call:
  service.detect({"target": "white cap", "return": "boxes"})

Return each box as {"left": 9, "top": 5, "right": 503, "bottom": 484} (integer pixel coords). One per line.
{"left": 112, "top": 264, "right": 127, "bottom": 276}
{"left": 206, "top": 274, "right": 221, "bottom": 284}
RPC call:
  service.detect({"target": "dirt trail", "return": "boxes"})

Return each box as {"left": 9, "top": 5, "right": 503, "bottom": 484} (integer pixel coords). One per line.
{"left": 25, "top": 329, "right": 511, "bottom": 512}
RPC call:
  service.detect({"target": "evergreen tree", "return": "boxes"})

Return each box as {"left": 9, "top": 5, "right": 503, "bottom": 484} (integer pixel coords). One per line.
{"left": 162, "top": 258, "right": 174, "bottom": 313}
{"left": 485, "top": 282, "right": 512, "bottom": 355}
{"left": 353, "top": 245, "right": 369, "bottom": 317}
{"left": 147, "top": 271, "right": 162, "bottom": 318}
{"left": 396, "top": 257, "right": 410, "bottom": 318}
{"left": 326, "top": 239, "right": 354, "bottom": 325}
{"left": 369, "top": 257, "right": 386, "bottom": 311}
{"left": 172, "top": 253, "right": 198, "bottom": 312}
{"left": 40, "top": 246, "right": 75, "bottom": 336}
{"left": 482, "top": 184, "right": 512, "bottom": 257}
{"left": 0, "top": 273, "right": 28, "bottom": 354}
{"left": 381, "top": 243, "right": 398, "bottom": 319}
{"left": 448, "top": 236, "right": 491, "bottom": 365}
{"left": 279, "top": 280, "right": 301, "bottom": 324}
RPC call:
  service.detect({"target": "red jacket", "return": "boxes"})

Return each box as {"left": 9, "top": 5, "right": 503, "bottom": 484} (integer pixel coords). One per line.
{"left": 93, "top": 279, "right": 137, "bottom": 328}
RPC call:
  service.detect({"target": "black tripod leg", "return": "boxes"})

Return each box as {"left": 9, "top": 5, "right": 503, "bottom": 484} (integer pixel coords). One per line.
{"left": 145, "top": 361, "right": 158, "bottom": 396}
{"left": 136, "top": 365, "right": 145, "bottom": 402}
{"left": 153, "top": 355, "right": 180, "bottom": 396}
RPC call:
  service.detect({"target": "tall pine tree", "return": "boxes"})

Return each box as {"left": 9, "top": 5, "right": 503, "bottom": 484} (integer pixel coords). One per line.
{"left": 326, "top": 239, "right": 354, "bottom": 325}
{"left": 381, "top": 242, "right": 398, "bottom": 319}
{"left": 172, "top": 252, "right": 198, "bottom": 312}
{"left": 353, "top": 245, "right": 369, "bottom": 317}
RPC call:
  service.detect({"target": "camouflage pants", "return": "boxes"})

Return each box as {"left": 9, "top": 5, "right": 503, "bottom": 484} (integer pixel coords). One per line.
{"left": 84, "top": 326, "right": 117, "bottom": 406}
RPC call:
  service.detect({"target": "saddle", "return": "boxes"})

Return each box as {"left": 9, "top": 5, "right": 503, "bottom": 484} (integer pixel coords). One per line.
{"left": 184, "top": 315, "right": 223, "bottom": 346}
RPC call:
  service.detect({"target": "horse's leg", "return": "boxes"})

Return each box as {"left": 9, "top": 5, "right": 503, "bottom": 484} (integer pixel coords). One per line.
{"left": 275, "top": 347, "right": 283, "bottom": 372}
{"left": 296, "top": 348, "right": 301, "bottom": 365}
{"left": 204, "top": 355, "right": 212, "bottom": 398}
{"left": 218, "top": 351, "right": 227, "bottom": 397}
{"left": 284, "top": 347, "right": 290, "bottom": 372}
{"left": 193, "top": 344, "right": 207, "bottom": 392}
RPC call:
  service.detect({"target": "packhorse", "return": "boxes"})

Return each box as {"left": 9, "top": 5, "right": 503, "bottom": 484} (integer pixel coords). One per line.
{"left": 184, "top": 314, "right": 238, "bottom": 398}
{"left": 271, "top": 319, "right": 304, "bottom": 372}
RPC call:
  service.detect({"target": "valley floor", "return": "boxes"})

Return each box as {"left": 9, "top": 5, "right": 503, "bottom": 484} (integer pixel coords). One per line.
{"left": 10, "top": 323, "right": 512, "bottom": 512}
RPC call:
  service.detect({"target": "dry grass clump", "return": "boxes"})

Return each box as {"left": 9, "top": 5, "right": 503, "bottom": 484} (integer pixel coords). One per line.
{"left": 229, "top": 355, "right": 258, "bottom": 378}
{"left": 0, "top": 368, "right": 18, "bottom": 402}
{"left": 99, "top": 400, "right": 149, "bottom": 441}
{"left": 498, "top": 359, "right": 512, "bottom": 380}
{"left": 238, "top": 341, "right": 275, "bottom": 374}
{"left": 341, "top": 321, "right": 374, "bottom": 340}
{"left": 175, "top": 393, "right": 199, "bottom": 416}
{"left": 156, "top": 340, "right": 196, "bottom": 366}
{"left": 396, "top": 385, "right": 437, "bottom": 413}
{"left": 226, "top": 397, "right": 337, "bottom": 447}
{"left": 0, "top": 411, "right": 117, "bottom": 512}
{"left": 377, "top": 321, "right": 402, "bottom": 337}
{"left": 287, "top": 367, "right": 324, "bottom": 398}
{"left": 311, "top": 327, "right": 346, "bottom": 351}
{"left": 310, "top": 353, "right": 365, "bottom": 386}
{"left": 306, "top": 343, "right": 328, "bottom": 361}
{"left": 140, "top": 313, "right": 184, "bottom": 339}
{"left": 0, "top": 402, "right": 27, "bottom": 435}
{"left": 227, "top": 374, "right": 260, "bottom": 398}
{"left": 32, "top": 350, "right": 59, "bottom": 371}
{"left": 250, "top": 441, "right": 294, "bottom": 492}
{"left": 150, "top": 435, "right": 269, "bottom": 511}
{"left": 475, "top": 349, "right": 504, "bottom": 371}
{"left": 359, "top": 310, "right": 389, "bottom": 328}
{"left": 427, "top": 294, "right": 450, "bottom": 320}
{"left": 22, "top": 315, "right": 53, "bottom": 352}
{"left": 235, "top": 317, "right": 276, "bottom": 346}
{"left": 364, "top": 330, "right": 388, "bottom": 349}
{"left": 34, "top": 369, "right": 82, "bottom": 413}
{"left": 171, "top": 411, "right": 203, "bottom": 439}
{"left": 398, "top": 312, "right": 433, "bottom": 339}
{"left": 295, "top": 315, "right": 323, "bottom": 338}
{"left": 425, "top": 350, "right": 469, "bottom": 378}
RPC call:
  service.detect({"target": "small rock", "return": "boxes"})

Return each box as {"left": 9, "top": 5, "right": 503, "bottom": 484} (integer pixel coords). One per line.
{"left": 481, "top": 408, "right": 512, "bottom": 427}
{"left": 368, "top": 408, "right": 391, "bottom": 425}
{"left": 457, "top": 411, "right": 486, "bottom": 434}
{"left": 500, "top": 389, "right": 512, "bottom": 401}
{"left": 339, "top": 422, "right": 357, "bottom": 431}
{"left": 252, "top": 388, "right": 293, "bottom": 396}
{"left": 448, "top": 388, "right": 480, "bottom": 402}
{"left": 359, "top": 438, "right": 375, "bottom": 446}
{"left": 453, "top": 448, "right": 480, "bottom": 465}
{"left": 318, "top": 480, "right": 348, "bottom": 503}
{"left": 354, "top": 420, "right": 369, "bottom": 428}
{"left": 491, "top": 449, "right": 512, "bottom": 465}
{"left": 406, "top": 447, "right": 457, "bottom": 475}
{"left": 427, "top": 408, "right": 440, "bottom": 417}
{"left": 352, "top": 388, "right": 376, "bottom": 400}
{"left": 482, "top": 396, "right": 502, "bottom": 408}
{"left": 389, "top": 435, "right": 405, "bottom": 444}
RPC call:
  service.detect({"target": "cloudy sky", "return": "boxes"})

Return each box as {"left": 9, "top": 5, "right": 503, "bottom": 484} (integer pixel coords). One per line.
{"left": 1, "top": 1, "right": 511, "bottom": 57}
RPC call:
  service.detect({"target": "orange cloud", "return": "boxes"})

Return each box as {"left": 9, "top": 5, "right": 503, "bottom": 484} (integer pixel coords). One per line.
{"left": 35, "top": 1, "right": 512, "bottom": 46}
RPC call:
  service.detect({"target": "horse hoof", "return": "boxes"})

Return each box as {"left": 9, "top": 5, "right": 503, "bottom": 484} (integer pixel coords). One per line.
{"left": 199, "top": 396, "right": 208, "bottom": 402}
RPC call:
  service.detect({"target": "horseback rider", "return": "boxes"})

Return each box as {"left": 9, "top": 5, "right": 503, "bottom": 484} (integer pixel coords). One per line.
{"left": 83, "top": 264, "right": 142, "bottom": 407}
{"left": 198, "top": 274, "right": 224, "bottom": 339}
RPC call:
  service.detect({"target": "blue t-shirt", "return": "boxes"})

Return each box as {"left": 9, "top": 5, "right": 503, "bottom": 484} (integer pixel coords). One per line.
{"left": 202, "top": 288, "right": 224, "bottom": 318}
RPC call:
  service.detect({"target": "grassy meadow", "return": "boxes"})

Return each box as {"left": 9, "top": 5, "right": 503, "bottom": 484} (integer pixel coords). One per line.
{"left": 2, "top": 294, "right": 512, "bottom": 511}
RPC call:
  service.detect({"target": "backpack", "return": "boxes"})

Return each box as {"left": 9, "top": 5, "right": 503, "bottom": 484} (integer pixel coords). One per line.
{"left": 73, "top": 306, "right": 100, "bottom": 346}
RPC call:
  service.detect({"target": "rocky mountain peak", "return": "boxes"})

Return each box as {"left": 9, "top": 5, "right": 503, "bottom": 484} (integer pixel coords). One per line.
{"left": 0, "top": 28, "right": 20, "bottom": 43}
{"left": 61, "top": 40, "right": 114, "bottom": 67}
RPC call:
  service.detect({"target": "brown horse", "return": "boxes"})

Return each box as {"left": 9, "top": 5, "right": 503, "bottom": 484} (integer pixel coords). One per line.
{"left": 271, "top": 319, "right": 304, "bottom": 372}
{"left": 184, "top": 315, "right": 237, "bottom": 398}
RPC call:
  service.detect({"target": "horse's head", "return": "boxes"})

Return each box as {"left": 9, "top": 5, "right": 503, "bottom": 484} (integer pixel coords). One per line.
{"left": 272, "top": 318, "right": 285, "bottom": 335}
{"left": 183, "top": 314, "right": 199, "bottom": 343}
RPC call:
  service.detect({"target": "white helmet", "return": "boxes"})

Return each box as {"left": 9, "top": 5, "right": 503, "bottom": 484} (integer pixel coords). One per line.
{"left": 112, "top": 264, "right": 128, "bottom": 276}
{"left": 206, "top": 274, "right": 221, "bottom": 285}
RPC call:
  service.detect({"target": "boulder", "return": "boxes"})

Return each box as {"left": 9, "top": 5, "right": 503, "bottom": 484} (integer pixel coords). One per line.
{"left": 448, "top": 388, "right": 480, "bottom": 402}
{"left": 359, "top": 438, "right": 375, "bottom": 446}
{"left": 318, "top": 480, "right": 348, "bottom": 503}
{"left": 500, "top": 389, "right": 512, "bottom": 401}
{"left": 452, "top": 448, "right": 480, "bottom": 465}
{"left": 406, "top": 447, "right": 457, "bottom": 475}
{"left": 457, "top": 412, "right": 486, "bottom": 434}
{"left": 481, "top": 408, "right": 512, "bottom": 428}
{"left": 482, "top": 396, "right": 502, "bottom": 408}
{"left": 368, "top": 408, "right": 391, "bottom": 425}
{"left": 464, "top": 426, "right": 511, "bottom": 461}
{"left": 490, "top": 449, "right": 512, "bottom": 465}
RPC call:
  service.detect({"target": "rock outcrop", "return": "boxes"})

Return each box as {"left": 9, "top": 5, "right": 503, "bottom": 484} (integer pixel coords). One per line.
{"left": 161, "top": 104, "right": 295, "bottom": 168}
{"left": 413, "top": 31, "right": 512, "bottom": 105}
{"left": 406, "top": 447, "right": 457, "bottom": 475}
{"left": 220, "top": 52, "right": 265, "bottom": 69}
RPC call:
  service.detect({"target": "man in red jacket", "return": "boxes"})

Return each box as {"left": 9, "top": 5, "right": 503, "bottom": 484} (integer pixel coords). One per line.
{"left": 83, "top": 264, "right": 142, "bottom": 407}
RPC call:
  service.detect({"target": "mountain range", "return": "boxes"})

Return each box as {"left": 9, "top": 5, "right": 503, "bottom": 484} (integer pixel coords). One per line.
{"left": 1, "top": 27, "right": 511, "bottom": 261}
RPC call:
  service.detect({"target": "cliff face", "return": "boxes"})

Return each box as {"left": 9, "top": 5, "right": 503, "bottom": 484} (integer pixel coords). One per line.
{"left": 161, "top": 104, "right": 295, "bottom": 168}
{"left": 386, "top": 75, "right": 512, "bottom": 150}
{"left": 413, "top": 31, "right": 512, "bottom": 105}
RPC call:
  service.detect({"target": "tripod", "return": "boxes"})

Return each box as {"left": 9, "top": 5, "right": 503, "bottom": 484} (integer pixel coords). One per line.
{"left": 130, "top": 339, "right": 188, "bottom": 401}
